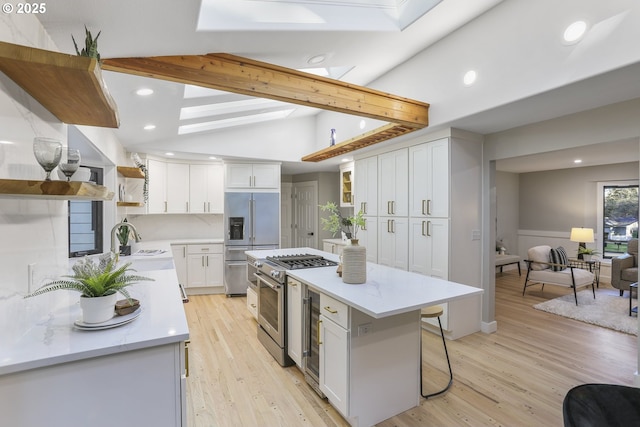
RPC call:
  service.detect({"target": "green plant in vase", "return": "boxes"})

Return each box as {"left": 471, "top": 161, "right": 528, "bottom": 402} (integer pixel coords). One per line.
{"left": 319, "top": 201, "right": 365, "bottom": 241}
{"left": 117, "top": 218, "right": 133, "bottom": 256}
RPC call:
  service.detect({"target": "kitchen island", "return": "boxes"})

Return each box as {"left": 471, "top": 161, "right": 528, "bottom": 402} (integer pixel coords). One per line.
{"left": 0, "top": 247, "right": 189, "bottom": 427}
{"left": 247, "top": 247, "right": 483, "bottom": 427}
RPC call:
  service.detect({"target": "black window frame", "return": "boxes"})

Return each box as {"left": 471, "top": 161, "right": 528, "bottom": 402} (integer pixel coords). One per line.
{"left": 68, "top": 166, "right": 104, "bottom": 257}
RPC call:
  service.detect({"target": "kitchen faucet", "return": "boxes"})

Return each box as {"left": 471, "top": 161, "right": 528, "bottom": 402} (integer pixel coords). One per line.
{"left": 110, "top": 221, "right": 142, "bottom": 256}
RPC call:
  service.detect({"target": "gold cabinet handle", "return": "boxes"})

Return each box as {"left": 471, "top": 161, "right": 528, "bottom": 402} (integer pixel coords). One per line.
{"left": 184, "top": 340, "right": 190, "bottom": 378}
{"left": 421, "top": 220, "right": 426, "bottom": 236}
{"left": 427, "top": 199, "right": 432, "bottom": 215}
{"left": 250, "top": 304, "right": 256, "bottom": 308}
{"left": 324, "top": 306, "right": 338, "bottom": 314}
{"left": 427, "top": 221, "right": 432, "bottom": 237}
{"left": 422, "top": 200, "right": 426, "bottom": 216}
{"left": 317, "top": 319, "right": 322, "bottom": 345}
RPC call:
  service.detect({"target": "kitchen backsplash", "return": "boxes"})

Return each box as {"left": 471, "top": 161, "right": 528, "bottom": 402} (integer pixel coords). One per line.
{"left": 126, "top": 214, "right": 224, "bottom": 241}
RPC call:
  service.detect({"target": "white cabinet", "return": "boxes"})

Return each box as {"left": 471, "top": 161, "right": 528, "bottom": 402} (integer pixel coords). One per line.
{"left": 287, "top": 277, "right": 303, "bottom": 367}
{"left": 147, "top": 159, "right": 167, "bottom": 214}
{"left": 225, "top": 163, "right": 280, "bottom": 190}
{"left": 166, "top": 163, "right": 190, "bottom": 213}
{"left": 339, "top": 161, "right": 354, "bottom": 207}
{"left": 0, "top": 342, "right": 188, "bottom": 427}
{"left": 186, "top": 244, "right": 223, "bottom": 291}
{"left": 171, "top": 244, "right": 188, "bottom": 286}
{"left": 246, "top": 286, "right": 258, "bottom": 320}
{"left": 409, "top": 218, "right": 449, "bottom": 279}
{"left": 189, "top": 164, "right": 223, "bottom": 213}
{"left": 354, "top": 156, "right": 377, "bottom": 216}
{"left": 409, "top": 139, "right": 449, "bottom": 218}
{"left": 358, "top": 216, "right": 378, "bottom": 263}
{"left": 322, "top": 239, "right": 346, "bottom": 256}
{"left": 319, "top": 293, "right": 349, "bottom": 416}
{"left": 378, "top": 148, "right": 408, "bottom": 217}
{"left": 377, "top": 217, "right": 409, "bottom": 270}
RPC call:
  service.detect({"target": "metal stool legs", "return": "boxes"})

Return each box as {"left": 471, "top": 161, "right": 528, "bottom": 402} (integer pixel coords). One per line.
{"left": 420, "top": 307, "right": 453, "bottom": 399}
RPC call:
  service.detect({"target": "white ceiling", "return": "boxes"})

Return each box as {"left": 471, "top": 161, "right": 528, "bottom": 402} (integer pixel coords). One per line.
{"left": 33, "top": 0, "right": 640, "bottom": 174}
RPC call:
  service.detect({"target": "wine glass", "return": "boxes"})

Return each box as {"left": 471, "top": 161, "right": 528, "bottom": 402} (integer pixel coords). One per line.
{"left": 33, "top": 137, "right": 62, "bottom": 181}
{"left": 58, "top": 148, "right": 81, "bottom": 181}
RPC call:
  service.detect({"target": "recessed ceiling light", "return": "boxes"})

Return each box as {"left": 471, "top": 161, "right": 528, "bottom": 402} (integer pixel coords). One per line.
{"left": 307, "top": 54, "right": 326, "bottom": 65}
{"left": 209, "top": 156, "right": 217, "bottom": 160}
{"left": 463, "top": 70, "right": 477, "bottom": 86}
{"left": 144, "top": 124, "right": 156, "bottom": 130}
{"left": 135, "top": 88, "right": 154, "bottom": 96}
{"left": 165, "top": 152, "right": 175, "bottom": 156}
{"left": 359, "top": 120, "right": 366, "bottom": 129}
{"left": 0, "top": 140, "right": 14, "bottom": 145}
{"left": 574, "top": 159, "right": 583, "bottom": 164}
{"left": 341, "top": 158, "right": 353, "bottom": 162}
{"left": 563, "top": 21, "right": 587, "bottom": 44}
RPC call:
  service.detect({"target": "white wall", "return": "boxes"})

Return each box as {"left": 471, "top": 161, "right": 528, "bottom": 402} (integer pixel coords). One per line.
{"left": 496, "top": 171, "right": 519, "bottom": 256}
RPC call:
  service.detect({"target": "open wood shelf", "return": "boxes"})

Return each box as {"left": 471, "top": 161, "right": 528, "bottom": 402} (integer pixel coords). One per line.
{"left": 302, "top": 123, "right": 420, "bottom": 162}
{"left": 0, "top": 41, "right": 119, "bottom": 128}
{"left": 117, "top": 201, "right": 145, "bottom": 207}
{"left": 0, "top": 179, "right": 114, "bottom": 200}
{"left": 117, "top": 166, "right": 145, "bottom": 179}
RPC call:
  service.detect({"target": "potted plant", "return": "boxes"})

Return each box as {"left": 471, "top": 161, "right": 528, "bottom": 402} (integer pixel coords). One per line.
{"left": 25, "top": 252, "right": 153, "bottom": 323}
{"left": 117, "top": 218, "right": 133, "bottom": 256}
{"left": 578, "top": 247, "right": 600, "bottom": 262}
{"left": 72, "top": 25, "right": 101, "bottom": 61}
{"left": 319, "top": 201, "right": 365, "bottom": 242}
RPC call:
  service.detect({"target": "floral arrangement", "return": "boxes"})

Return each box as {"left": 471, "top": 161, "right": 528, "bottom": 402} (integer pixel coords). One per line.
{"left": 319, "top": 201, "right": 365, "bottom": 240}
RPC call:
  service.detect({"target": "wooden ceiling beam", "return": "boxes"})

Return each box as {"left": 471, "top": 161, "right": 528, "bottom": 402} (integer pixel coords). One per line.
{"left": 101, "top": 53, "right": 429, "bottom": 129}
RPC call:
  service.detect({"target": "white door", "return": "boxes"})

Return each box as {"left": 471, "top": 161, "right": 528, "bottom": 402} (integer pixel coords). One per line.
{"left": 281, "top": 183, "right": 293, "bottom": 248}
{"left": 293, "top": 181, "right": 318, "bottom": 249}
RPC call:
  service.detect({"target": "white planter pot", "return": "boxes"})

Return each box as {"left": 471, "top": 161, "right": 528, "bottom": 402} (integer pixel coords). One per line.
{"left": 80, "top": 293, "right": 117, "bottom": 323}
{"left": 583, "top": 254, "right": 592, "bottom": 262}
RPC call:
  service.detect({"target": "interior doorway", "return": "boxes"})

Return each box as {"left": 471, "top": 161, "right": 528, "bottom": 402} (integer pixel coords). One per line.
{"left": 293, "top": 181, "right": 318, "bottom": 249}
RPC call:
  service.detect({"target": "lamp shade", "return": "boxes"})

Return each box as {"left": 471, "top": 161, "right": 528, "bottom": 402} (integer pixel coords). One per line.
{"left": 570, "top": 227, "right": 594, "bottom": 243}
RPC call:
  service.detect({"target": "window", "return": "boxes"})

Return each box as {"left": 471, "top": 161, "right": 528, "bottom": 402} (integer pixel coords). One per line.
{"left": 600, "top": 183, "right": 638, "bottom": 258}
{"left": 69, "top": 167, "right": 103, "bottom": 257}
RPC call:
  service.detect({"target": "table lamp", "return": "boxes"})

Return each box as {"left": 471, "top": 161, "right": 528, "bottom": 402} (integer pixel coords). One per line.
{"left": 570, "top": 227, "right": 594, "bottom": 260}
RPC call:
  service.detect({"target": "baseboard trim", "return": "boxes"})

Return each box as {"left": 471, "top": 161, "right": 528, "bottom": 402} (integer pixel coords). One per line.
{"left": 481, "top": 320, "right": 497, "bottom": 334}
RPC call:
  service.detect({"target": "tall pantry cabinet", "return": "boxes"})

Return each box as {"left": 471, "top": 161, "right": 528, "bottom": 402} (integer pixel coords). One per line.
{"left": 353, "top": 133, "right": 482, "bottom": 339}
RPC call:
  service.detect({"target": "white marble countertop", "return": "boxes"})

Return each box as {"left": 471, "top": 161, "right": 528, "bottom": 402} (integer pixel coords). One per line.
{"left": 323, "top": 238, "right": 349, "bottom": 246}
{"left": 0, "top": 266, "right": 189, "bottom": 376}
{"left": 246, "top": 247, "right": 483, "bottom": 319}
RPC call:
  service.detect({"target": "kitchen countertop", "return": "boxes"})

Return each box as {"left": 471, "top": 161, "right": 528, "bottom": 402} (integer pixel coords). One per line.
{"left": 246, "top": 247, "right": 483, "bottom": 319}
{"left": 0, "top": 256, "right": 189, "bottom": 376}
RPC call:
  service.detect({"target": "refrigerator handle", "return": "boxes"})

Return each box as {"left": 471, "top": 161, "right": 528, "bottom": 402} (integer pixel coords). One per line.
{"left": 251, "top": 198, "right": 256, "bottom": 242}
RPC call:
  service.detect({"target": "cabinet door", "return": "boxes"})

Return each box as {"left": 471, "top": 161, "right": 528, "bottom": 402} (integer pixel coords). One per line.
{"left": 378, "top": 149, "right": 408, "bottom": 216}
{"left": 354, "top": 157, "right": 377, "bottom": 216}
{"left": 409, "top": 143, "right": 429, "bottom": 217}
{"left": 206, "top": 163, "right": 224, "bottom": 213}
{"left": 377, "top": 217, "right": 409, "bottom": 270}
{"left": 252, "top": 164, "right": 280, "bottom": 189}
{"left": 205, "top": 253, "right": 224, "bottom": 286}
{"left": 427, "top": 139, "right": 449, "bottom": 218}
{"left": 358, "top": 217, "right": 377, "bottom": 263}
{"left": 166, "top": 163, "right": 190, "bottom": 213}
{"left": 171, "top": 244, "right": 188, "bottom": 286}
{"left": 225, "top": 163, "right": 254, "bottom": 189}
{"left": 319, "top": 314, "right": 349, "bottom": 416}
{"left": 186, "top": 255, "right": 207, "bottom": 288}
{"left": 246, "top": 286, "right": 258, "bottom": 320}
{"left": 287, "top": 278, "right": 303, "bottom": 367}
{"left": 409, "top": 218, "right": 449, "bottom": 278}
{"left": 189, "top": 165, "right": 208, "bottom": 213}
{"left": 147, "top": 159, "right": 167, "bottom": 213}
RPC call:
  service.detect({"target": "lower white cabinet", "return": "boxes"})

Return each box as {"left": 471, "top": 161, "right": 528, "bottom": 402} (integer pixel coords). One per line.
{"left": 171, "top": 244, "right": 188, "bottom": 286}
{"left": 377, "top": 217, "right": 409, "bottom": 270}
{"left": 408, "top": 218, "right": 449, "bottom": 279}
{"left": 246, "top": 286, "right": 258, "bottom": 320}
{"left": 287, "top": 277, "right": 303, "bottom": 367}
{"left": 319, "top": 313, "right": 349, "bottom": 415}
{"left": 0, "top": 342, "right": 188, "bottom": 427}
{"left": 185, "top": 244, "right": 224, "bottom": 293}
{"left": 358, "top": 216, "right": 378, "bottom": 263}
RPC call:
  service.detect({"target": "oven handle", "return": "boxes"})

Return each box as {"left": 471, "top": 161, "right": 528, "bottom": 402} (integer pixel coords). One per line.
{"left": 254, "top": 273, "right": 281, "bottom": 289}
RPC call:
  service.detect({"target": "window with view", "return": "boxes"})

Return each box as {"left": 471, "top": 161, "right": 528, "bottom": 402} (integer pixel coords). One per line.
{"left": 69, "top": 166, "right": 104, "bottom": 257}
{"left": 602, "top": 185, "right": 638, "bottom": 258}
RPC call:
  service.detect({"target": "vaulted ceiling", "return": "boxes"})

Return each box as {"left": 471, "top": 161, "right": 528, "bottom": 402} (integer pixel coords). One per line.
{"left": 33, "top": 0, "right": 640, "bottom": 173}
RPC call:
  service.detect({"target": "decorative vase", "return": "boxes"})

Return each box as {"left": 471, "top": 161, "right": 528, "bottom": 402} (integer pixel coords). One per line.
{"left": 583, "top": 254, "right": 592, "bottom": 262}
{"left": 79, "top": 293, "right": 117, "bottom": 323}
{"left": 342, "top": 239, "right": 366, "bottom": 284}
{"left": 119, "top": 245, "right": 131, "bottom": 256}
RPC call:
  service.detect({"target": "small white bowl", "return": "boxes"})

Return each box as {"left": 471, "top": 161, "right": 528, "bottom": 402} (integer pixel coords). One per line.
{"left": 71, "top": 167, "right": 91, "bottom": 182}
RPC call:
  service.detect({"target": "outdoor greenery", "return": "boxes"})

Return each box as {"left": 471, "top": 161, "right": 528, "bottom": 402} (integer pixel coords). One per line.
{"left": 319, "top": 201, "right": 365, "bottom": 240}
{"left": 24, "top": 252, "right": 152, "bottom": 301}
{"left": 604, "top": 187, "right": 638, "bottom": 222}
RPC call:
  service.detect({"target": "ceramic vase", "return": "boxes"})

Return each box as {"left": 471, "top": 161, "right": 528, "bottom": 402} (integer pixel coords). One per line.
{"left": 79, "top": 293, "right": 117, "bottom": 323}
{"left": 342, "top": 239, "right": 366, "bottom": 284}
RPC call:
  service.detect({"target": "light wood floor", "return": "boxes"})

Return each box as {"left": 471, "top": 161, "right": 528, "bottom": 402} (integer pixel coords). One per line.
{"left": 184, "top": 271, "right": 638, "bottom": 427}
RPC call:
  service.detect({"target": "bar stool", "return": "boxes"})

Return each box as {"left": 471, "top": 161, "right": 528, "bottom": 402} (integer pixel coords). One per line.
{"left": 420, "top": 305, "right": 453, "bottom": 399}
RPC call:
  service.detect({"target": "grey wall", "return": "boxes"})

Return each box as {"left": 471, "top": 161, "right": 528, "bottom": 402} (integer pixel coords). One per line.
{"left": 496, "top": 171, "right": 519, "bottom": 253}
{"left": 519, "top": 162, "right": 639, "bottom": 232}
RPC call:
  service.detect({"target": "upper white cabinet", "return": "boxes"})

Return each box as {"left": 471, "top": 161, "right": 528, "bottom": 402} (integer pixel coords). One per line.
{"left": 189, "top": 164, "right": 223, "bottom": 213}
{"left": 147, "top": 159, "right": 168, "bottom": 214}
{"left": 409, "top": 139, "right": 449, "bottom": 218}
{"left": 377, "top": 217, "right": 409, "bottom": 270}
{"left": 339, "top": 162, "right": 354, "bottom": 207}
{"left": 225, "top": 163, "right": 280, "bottom": 190}
{"left": 378, "top": 149, "right": 408, "bottom": 217}
{"left": 354, "top": 156, "right": 377, "bottom": 216}
{"left": 166, "top": 163, "right": 190, "bottom": 213}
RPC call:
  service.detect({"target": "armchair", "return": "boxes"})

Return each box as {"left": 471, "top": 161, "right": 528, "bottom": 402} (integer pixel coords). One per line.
{"left": 523, "top": 245, "right": 596, "bottom": 305}
{"left": 611, "top": 238, "right": 638, "bottom": 296}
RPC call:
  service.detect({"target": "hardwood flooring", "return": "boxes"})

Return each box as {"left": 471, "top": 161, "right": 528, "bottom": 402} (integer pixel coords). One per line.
{"left": 184, "top": 271, "right": 637, "bottom": 427}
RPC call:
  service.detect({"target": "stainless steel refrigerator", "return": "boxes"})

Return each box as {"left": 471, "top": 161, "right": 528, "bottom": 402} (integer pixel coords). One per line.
{"left": 224, "top": 192, "right": 279, "bottom": 295}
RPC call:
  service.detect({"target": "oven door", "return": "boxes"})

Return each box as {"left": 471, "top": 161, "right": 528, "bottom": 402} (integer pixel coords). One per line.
{"left": 255, "top": 273, "right": 285, "bottom": 347}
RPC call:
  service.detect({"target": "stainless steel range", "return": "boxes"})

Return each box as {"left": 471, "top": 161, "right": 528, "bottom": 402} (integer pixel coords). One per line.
{"left": 254, "top": 253, "right": 338, "bottom": 367}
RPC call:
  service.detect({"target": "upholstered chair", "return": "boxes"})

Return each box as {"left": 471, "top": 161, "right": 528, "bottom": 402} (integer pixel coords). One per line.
{"left": 611, "top": 238, "right": 638, "bottom": 296}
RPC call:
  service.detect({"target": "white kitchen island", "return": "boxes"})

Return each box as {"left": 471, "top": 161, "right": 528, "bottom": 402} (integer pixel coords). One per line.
{"left": 0, "top": 249, "right": 190, "bottom": 427}
{"left": 247, "top": 247, "right": 483, "bottom": 427}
